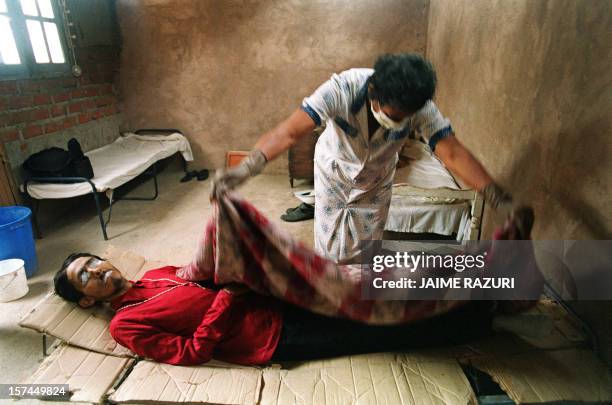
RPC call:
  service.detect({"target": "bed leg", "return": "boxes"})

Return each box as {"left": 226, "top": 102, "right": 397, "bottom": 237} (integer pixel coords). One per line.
{"left": 105, "top": 193, "right": 114, "bottom": 227}
{"left": 151, "top": 163, "right": 159, "bottom": 199}
{"left": 31, "top": 198, "right": 42, "bottom": 239}
{"left": 93, "top": 192, "right": 108, "bottom": 240}
{"left": 23, "top": 184, "right": 43, "bottom": 239}
{"left": 116, "top": 164, "right": 159, "bottom": 201}
{"left": 42, "top": 334, "right": 48, "bottom": 356}
{"left": 469, "top": 192, "right": 485, "bottom": 240}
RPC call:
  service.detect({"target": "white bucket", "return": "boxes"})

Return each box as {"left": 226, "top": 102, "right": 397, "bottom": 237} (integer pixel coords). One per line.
{"left": 0, "top": 258, "right": 29, "bottom": 302}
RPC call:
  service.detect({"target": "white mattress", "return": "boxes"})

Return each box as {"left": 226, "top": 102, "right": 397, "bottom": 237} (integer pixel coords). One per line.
{"left": 385, "top": 140, "right": 471, "bottom": 238}
{"left": 21, "top": 133, "right": 193, "bottom": 200}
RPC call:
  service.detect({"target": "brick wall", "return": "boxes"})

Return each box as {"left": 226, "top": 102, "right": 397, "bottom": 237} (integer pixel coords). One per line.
{"left": 0, "top": 47, "right": 121, "bottom": 148}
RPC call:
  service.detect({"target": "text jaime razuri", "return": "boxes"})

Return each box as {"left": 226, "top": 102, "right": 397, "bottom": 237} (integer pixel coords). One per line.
{"left": 369, "top": 251, "right": 515, "bottom": 290}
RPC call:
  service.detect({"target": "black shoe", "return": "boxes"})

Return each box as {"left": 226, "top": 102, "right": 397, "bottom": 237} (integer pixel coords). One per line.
{"left": 281, "top": 203, "right": 314, "bottom": 222}
{"left": 286, "top": 203, "right": 314, "bottom": 214}
{"left": 180, "top": 170, "right": 198, "bottom": 182}
{"left": 196, "top": 169, "right": 209, "bottom": 181}
{"left": 285, "top": 203, "right": 312, "bottom": 214}
{"left": 285, "top": 205, "right": 300, "bottom": 214}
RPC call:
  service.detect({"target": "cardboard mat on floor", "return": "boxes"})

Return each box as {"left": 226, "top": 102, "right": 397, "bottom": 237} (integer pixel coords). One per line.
{"left": 19, "top": 246, "right": 612, "bottom": 404}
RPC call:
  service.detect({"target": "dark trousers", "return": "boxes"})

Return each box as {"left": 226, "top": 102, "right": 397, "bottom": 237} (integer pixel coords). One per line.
{"left": 271, "top": 302, "right": 494, "bottom": 362}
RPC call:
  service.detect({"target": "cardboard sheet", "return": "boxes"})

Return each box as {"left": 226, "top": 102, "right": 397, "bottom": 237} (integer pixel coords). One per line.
{"left": 26, "top": 342, "right": 132, "bottom": 403}
{"left": 399, "top": 300, "right": 587, "bottom": 365}
{"left": 18, "top": 246, "right": 603, "bottom": 405}
{"left": 260, "top": 353, "right": 476, "bottom": 405}
{"left": 109, "top": 353, "right": 476, "bottom": 405}
{"left": 19, "top": 291, "right": 132, "bottom": 356}
{"left": 18, "top": 246, "right": 160, "bottom": 357}
{"left": 109, "top": 360, "right": 262, "bottom": 405}
{"left": 492, "top": 299, "right": 586, "bottom": 350}
{"left": 471, "top": 349, "right": 612, "bottom": 404}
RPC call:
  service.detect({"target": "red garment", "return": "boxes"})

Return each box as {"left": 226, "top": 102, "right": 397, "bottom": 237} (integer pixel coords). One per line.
{"left": 109, "top": 266, "right": 282, "bottom": 366}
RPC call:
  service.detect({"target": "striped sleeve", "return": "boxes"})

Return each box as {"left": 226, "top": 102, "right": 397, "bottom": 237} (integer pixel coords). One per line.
{"left": 301, "top": 73, "right": 346, "bottom": 127}
{"left": 410, "top": 101, "right": 453, "bottom": 151}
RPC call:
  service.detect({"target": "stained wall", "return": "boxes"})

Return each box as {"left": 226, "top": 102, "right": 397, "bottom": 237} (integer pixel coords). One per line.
{"left": 115, "top": 0, "right": 430, "bottom": 172}
{"left": 426, "top": 0, "right": 611, "bottom": 240}
{"left": 427, "top": 0, "right": 612, "bottom": 364}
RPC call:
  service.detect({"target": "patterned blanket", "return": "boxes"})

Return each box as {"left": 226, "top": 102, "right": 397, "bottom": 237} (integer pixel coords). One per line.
{"left": 177, "top": 194, "right": 540, "bottom": 324}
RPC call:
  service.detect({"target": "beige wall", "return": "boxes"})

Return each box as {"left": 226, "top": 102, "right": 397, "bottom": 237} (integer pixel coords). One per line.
{"left": 427, "top": 0, "right": 611, "bottom": 240}
{"left": 116, "top": 0, "right": 429, "bottom": 172}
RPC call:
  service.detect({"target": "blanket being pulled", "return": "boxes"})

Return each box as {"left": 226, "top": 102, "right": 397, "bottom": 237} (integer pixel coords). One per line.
{"left": 178, "top": 194, "right": 540, "bottom": 324}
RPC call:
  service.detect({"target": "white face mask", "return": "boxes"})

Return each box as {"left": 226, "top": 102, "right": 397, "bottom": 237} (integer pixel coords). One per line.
{"left": 370, "top": 102, "right": 410, "bottom": 131}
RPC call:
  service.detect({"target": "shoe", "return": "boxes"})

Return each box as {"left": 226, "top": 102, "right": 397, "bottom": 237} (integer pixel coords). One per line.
{"left": 281, "top": 203, "right": 314, "bottom": 222}
{"left": 285, "top": 205, "right": 300, "bottom": 214}
{"left": 285, "top": 203, "right": 313, "bottom": 214}
{"left": 180, "top": 170, "right": 198, "bottom": 182}
{"left": 196, "top": 169, "right": 209, "bottom": 181}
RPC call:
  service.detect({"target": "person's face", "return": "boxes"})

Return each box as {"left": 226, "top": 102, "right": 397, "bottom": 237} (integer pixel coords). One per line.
{"left": 368, "top": 84, "right": 413, "bottom": 123}
{"left": 370, "top": 98, "right": 412, "bottom": 123}
{"left": 66, "top": 256, "right": 128, "bottom": 307}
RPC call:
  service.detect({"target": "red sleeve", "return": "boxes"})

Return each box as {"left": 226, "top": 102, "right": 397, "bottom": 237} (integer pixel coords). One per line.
{"left": 110, "top": 290, "right": 235, "bottom": 366}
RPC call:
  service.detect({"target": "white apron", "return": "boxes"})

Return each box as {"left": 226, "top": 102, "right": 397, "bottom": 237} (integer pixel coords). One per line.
{"left": 302, "top": 69, "right": 452, "bottom": 263}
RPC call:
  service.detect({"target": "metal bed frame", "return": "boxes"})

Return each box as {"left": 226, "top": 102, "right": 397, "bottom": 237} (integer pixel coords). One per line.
{"left": 389, "top": 184, "right": 485, "bottom": 240}
{"left": 22, "top": 128, "right": 187, "bottom": 240}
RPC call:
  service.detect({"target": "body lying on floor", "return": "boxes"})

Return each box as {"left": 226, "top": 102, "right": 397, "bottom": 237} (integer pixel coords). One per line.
{"left": 54, "top": 254, "right": 493, "bottom": 366}
{"left": 53, "top": 195, "right": 539, "bottom": 367}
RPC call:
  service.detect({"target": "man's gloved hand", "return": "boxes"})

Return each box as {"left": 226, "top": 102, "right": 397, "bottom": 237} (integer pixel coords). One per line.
{"left": 481, "top": 182, "right": 513, "bottom": 218}
{"left": 211, "top": 149, "right": 267, "bottom": 200}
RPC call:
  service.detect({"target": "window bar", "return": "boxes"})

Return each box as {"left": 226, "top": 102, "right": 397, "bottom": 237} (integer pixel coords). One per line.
{"left": 34, "top": 0, "right": 53, "bottom": 64}
{"left": 41, "top": 21, "right": 53, "bottom": 63}
{"left": 4, "top": 0, "right": 28, "bottom": 67}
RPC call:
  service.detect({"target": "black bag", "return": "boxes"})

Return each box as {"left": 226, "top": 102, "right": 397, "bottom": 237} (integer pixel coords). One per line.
{"left": 22, "top": 139, "right": 94, "bottom": 180}
{"left": 67, "top": 138, "right": 94, "bottom": 179}
{"left": 22, "top": 147, "right": 73, "bottom": 178}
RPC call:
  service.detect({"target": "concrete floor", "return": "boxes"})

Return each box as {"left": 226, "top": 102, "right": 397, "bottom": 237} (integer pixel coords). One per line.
{"left": 0, "top": 162, "right": 314, "bottom": 403}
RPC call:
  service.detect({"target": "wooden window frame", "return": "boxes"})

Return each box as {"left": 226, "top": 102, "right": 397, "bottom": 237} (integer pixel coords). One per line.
{"left": 0, "top": 0, "right": 71, "bottom": 80}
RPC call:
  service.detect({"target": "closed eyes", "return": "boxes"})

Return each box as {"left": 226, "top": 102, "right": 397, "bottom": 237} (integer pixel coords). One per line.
{"left": 78, "top": 257, "right": 104, "bottom": 285}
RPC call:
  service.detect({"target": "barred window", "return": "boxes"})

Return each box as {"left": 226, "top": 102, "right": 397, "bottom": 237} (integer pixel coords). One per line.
{"left": 1, "top": 0, "right": 70, "bottom": 78}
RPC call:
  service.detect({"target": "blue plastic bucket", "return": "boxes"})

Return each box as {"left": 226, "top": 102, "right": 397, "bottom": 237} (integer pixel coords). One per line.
{"left": 0, "top": 206, "right": 38, "bottom": 278}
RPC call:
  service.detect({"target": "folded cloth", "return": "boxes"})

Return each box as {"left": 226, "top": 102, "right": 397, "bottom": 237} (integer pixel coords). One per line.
{"left": 178, "top": 193, "right": 541, "bottom": 324}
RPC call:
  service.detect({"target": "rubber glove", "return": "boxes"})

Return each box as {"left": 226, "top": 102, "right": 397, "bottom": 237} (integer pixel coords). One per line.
{"left": 481, "top": 182, "right": 513, "bottom": 218}
{"left": 210, "top": 149, "right": 267, "bottom": 200}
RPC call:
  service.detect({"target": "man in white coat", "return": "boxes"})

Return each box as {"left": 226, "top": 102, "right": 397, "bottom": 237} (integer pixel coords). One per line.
{"left": 212, "top": 54, "right": 513, "bottom": 264}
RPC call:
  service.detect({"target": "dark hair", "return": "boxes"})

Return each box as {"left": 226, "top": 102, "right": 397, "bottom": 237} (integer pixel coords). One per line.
{"left": 369, "top": 53, "right": 437, "bottom": 113}
{"left": 54, "top": 252, "right": 103, "bottom": 302}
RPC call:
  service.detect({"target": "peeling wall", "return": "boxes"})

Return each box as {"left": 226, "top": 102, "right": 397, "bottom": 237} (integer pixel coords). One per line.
{"left": 427, "top": 0, "right": 612, "bottom": 365}
{"left": 426, "top": 0, "right": 611, "bottom": 240}
{"left": 115, "top": 0, "right": 429, "bottom": 172}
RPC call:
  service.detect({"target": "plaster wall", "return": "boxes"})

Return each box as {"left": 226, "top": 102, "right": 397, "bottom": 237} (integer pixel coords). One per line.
{"left": 427, "top": 0, "right": 612, "bottom": 365}
{"left": 115, "top": 0, "right": 429, "bottom": 173}
{"left": 426, "top": 0, "right": 611, "bottom": 240}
